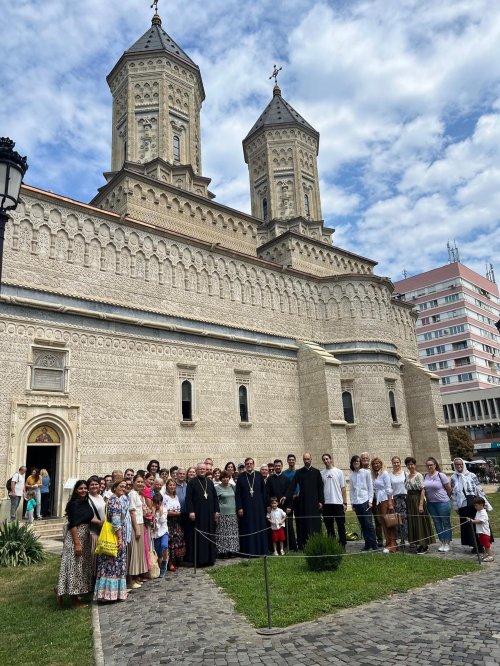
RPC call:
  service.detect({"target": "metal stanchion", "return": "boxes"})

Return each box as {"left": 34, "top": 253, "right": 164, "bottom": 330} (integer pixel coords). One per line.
{"left": 469, "top": 520, "right": 483, "bottom": 566}
{"left": 194, "top": 528, "right": 197, "bottom": 575}
{"left": 256, "top": 554, "right": 284, "bottom": 635}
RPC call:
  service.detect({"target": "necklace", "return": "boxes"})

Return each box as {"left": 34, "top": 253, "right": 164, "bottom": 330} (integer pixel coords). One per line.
{"left": 246, "top": 471, "right": 256, "bottom": 497}
{"left": 198, "top": 477, "right": 208, "bottom": 500}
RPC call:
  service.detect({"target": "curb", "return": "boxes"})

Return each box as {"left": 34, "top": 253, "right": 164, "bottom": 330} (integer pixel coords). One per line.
{"left": 92, "top": 603, "right": 105, "bottom": 666}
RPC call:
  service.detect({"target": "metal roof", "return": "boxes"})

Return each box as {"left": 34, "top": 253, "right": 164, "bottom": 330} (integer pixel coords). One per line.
{"left": 126, "top": 20, "right": 196, "bottom": 68}
{"left": 244, "top": 86, "right": 319, "bottom": 141}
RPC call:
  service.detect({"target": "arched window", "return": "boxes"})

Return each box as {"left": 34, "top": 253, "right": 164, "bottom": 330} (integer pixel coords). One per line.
{"left": 262, "top": 198, "right": 268, "bottom": 222}
{"left": 181, "top": 380, "right": 192, "bottom": 421}
{"left": 389, "top": 390, "right": 398, "bottom": 423}
{"left": 123, "top": 140, "right": 127, "bottom": 166}
{"left": 304, "top": 193, "right": 310, "bottom": 217}
{"left": 342, "top": 391, "right": 354, "bottom": 424}
{"left": 173, "top": 135, "right": 180, "bottom": 161}
{"left": 239, "top": 385, "right": 249, "bottom": 422}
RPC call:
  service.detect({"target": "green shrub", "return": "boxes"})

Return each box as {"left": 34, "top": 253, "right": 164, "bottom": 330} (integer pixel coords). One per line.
{"left": 303, "top": 533, "right": 344, "bottom": 572}
{"left": 0, "top": 521, "right": 45, "bottom": 568}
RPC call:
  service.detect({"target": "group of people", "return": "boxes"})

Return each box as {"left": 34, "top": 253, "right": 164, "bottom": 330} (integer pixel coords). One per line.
{"left": 8, "top": 466, "right": 51, "bottom": 522}
{"left": 23, "top": 451, "right": 492, "bottom": 608}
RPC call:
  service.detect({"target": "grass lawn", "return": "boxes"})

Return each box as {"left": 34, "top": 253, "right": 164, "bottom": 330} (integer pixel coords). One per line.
{"left": 0, "top": 554, "right": 93, "bottom": 666}
{"left": 208, "top": 552, "right": 479, "bottom": 628}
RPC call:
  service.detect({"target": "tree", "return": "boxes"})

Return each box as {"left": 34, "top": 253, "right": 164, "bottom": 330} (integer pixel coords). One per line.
{"left": 447, "top": 427, "right": 474, "bottom": 461}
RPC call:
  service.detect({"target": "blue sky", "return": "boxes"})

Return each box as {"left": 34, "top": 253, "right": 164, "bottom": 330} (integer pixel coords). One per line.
{"left": 2, "top": 0, "right": 500, "bottom": 281}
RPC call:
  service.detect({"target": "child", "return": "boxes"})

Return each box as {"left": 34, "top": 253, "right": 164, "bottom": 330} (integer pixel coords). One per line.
{"left": 25, "top": 491, "right": 36, "bottom": 524}
{"left": 468, "top": 496, "right": 494, "bottom": 562}
{"left": 152, "top": 493, "right": 169, "bottom": 577}
{"left": 267, "top": 497, "right": 286, "bottom": 556}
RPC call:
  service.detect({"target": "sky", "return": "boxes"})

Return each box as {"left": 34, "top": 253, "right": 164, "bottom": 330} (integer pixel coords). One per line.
{"left": 2, "top": 0, "right": 500, "bottom": 282}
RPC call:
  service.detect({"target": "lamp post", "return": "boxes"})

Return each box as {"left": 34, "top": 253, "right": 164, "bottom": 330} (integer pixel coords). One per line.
{"left": 0, "top": 137, "right": 29, "bottom": 293}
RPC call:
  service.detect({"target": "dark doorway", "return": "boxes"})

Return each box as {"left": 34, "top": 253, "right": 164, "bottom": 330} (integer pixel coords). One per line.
{"left": 26, "top": 445, "right": 58, "bottom": 517}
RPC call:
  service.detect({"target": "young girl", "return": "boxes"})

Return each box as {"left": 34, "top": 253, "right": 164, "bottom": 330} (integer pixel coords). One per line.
{"left": 152, "top": 493, "right": 169, "bottom": 577}
{"left": 25, "top": 491, "right": 36, "bottom": 524}
{"left": 267, "top": 497, "right": 286, "bottom": 556}
{"left": 468, "top": 497, "right": 494, "bottom": 562}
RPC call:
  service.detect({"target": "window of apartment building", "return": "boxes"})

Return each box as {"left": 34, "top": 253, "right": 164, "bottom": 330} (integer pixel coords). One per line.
{"left": 424, "top": 332, "right": 433, "bottom": 341}
{"left": 449, "top": 324, "right": 465, "bottom": 335}
{"left": 431, "top": 314, "right": 441, "bottom": 323}
{"left": 421, "top": 317, "right": 430, "bottom": 325}
{"left": 425, "top": 347, "right": 435, "bottom": 356}
{"left": 30, "top": 346, "right": 68, "bottom": 392}
{"left": 452, "top": 341, "right": 468, "bottom": 351}
{"left": 436, "top": 345, "right": 446, "bottom": 353}
{"left": 481, "top": 399, "right": 489, "bottom": 416}
{"left": 427, "top": 362, "right": 437, "bottom": 371}
{"left": 178, "top": 364, "right": 197, "bottom": 423}
{"left": 438, "top": 360, "right": 448, "bottom": 369}
{"left": 441, "top": 376, "right": 451, "bottom": 385}
{"left": 448, "top": 403, "right": 456, "bottom": 419}
{"left": 433, "top": 330, "right": 444, "bottom": 338}
{"left": 467, "top": 401, "right": 475, "bottom": 418}
{"left": 455, "top": 356, "right": 471, "bottom": 367}
{"left": 420, "top": 302, "right": 428, "bottom": 311}
{"left": 445, "top": 293, "right": 460, "bottom": 303}
{"left": 458, "top": 373, "right": 473, "bottom": 383}
{"left": 455, "top": 403, "right": 464, "bottom": 419}
{"left": 429, "top": 299, "right": 438, "bottom": 307}
{"left": 235, "top": 371, "right": 252, "bottom": 424}
{"left": 482, "top": 344, "right": 493, "bottom": 354}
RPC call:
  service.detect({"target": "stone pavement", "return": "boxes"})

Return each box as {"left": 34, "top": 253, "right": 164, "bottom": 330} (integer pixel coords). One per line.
{"left": 97, "top": 545, "right": 500, "bottom": 666}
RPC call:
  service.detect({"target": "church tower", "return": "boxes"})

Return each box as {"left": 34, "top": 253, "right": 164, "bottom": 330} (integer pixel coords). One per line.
{"left": 243, "top": 80, "right": 322, "bottom": 224}
{"left": 107, "top": 10, "right": 205, "bottom": 177}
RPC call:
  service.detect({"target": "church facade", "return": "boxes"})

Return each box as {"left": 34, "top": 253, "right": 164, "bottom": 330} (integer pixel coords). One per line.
{"left": 0, "top": 13, "right": 449, "bottom": 517}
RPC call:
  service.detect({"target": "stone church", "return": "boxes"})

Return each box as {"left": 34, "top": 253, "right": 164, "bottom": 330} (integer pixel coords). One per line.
{"left": 0, "top": 11, "right": 449, "bottom": 517}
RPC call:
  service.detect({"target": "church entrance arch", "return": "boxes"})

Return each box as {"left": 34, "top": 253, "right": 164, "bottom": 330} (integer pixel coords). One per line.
{"left": 26, "top": 424, "right": 61, "bottom": 517}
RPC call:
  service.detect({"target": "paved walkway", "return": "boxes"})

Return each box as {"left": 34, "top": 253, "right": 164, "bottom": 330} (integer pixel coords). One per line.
{"left": 97, "top": 545, "right": 500, "bottom": 666}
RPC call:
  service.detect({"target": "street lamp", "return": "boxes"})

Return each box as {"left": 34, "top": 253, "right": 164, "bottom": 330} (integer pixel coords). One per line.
{"left": 0, "top": 137, "right": 29, "bottom": 292}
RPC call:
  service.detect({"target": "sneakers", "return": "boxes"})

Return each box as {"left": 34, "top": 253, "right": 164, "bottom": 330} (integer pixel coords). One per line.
{"left": 443, "top": 544, "right": 450, "bottom": 553}
{"left": 130, "top": 582, "right": 141, "bottom": 589}
{"left": 437, "top": 544, "right": 445, "bottom": 552}
{"left": 482, "top": 556, "right": 494, "bottom": 562}
{"left": 279, "top": 551, "right": 285, "bottom": 556}
{"left": 382, "top": 548, "right": 390, "bottom": 553}
{"left": 273, "top": 552, "right": 279, "bottom": 556}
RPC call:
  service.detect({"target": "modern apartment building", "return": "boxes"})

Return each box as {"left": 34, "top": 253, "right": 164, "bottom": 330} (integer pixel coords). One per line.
{"left": 394, "top": 262, "right": 500, "bottom": 394}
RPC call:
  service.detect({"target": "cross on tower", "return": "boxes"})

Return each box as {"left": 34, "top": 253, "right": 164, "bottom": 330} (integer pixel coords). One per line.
{"left": 150, "top": 0, "right": 159, "bottom": 14}
{"left": 269, "top": 64, "right": 283, "bottom": 85}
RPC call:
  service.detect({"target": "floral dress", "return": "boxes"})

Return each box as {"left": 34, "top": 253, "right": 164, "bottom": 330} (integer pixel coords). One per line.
{"left": 165, "top": 494, "right": 186, "bottom": 562}
{"left": 94, "top": 495, "right": 128, "bottom": 601}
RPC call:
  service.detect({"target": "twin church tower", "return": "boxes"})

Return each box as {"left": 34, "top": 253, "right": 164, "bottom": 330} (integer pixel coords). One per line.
{"left": 93, "top": 10, "right": 325, "bottom": 243}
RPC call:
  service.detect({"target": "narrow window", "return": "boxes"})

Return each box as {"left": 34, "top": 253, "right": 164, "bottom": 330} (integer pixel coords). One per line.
{"left": 389, "top": 390, "right": 398, "bottom": 423}
{"left": 239, "top": 385, "right": 249, "bottom": 422}
{"left": 173, "top": 135, "right": 180, "bottom": 161}
{"left": 262, "top": 198, "right": 268, "bottom": 222}
{"left": 181, "top": 380, "right": 192, "bottom": 421}
{"left": 341, "top": 391, "right": 354, "bottom": 423}
{"left": 304, "top": 193, "right": 310, "bottom": 216}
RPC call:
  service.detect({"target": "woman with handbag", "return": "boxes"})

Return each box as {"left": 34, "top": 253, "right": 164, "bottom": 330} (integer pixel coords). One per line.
{"left": 423, "top": 457, "right": 452, "bottom": 553}
{"left": 404, "top": 457, "right": 435, "bottom": 554}
{"left": 56, "top": 480, "right": 94, "bottom": 608}
{"left": 371, "top": 458, "right": 397, "bottom": 553}
{"left": 94, "top": 479, "right": 129, "bottom": 602}
{"left": 128, "top": 474, "right": 149, "bottom": 588}
{"left": 87, "top": 475, "right": 105, "bottom": 577}
{"left": 451, "top": 458, "right": 489, "bottom": 553}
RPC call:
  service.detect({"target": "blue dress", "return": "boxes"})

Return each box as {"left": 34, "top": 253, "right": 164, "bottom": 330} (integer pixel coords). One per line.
{"left": 94, "top": 495, "right": 128, "bottom": 601}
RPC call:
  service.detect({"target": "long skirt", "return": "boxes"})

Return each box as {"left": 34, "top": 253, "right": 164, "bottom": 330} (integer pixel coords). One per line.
{"left": 393, "top": 494, "right": 408, "bottom": 543}
{"left": 94, "top": 545, "right": 128, "bottom": 601}
{"left": 406, "top": 490, "right": 435, "bottom": 547}
{"left": 57, "top": 524, "right": 92, "bottom": 597}
{"left": 458, "top": 504, "right": 477, "bottom": 547}
{"left": 215, "top": 514, "right": 239, "bottom": 555}
{"left": 168, "top": 517, "right": 186, "bottom": 562}
{"left": 128, "top": 524, "right": 148, "bottom": 576}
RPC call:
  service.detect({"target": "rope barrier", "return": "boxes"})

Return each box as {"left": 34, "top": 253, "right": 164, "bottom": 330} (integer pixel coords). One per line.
{"left": 194, "top": 520, "right": 474, "bottom": 560}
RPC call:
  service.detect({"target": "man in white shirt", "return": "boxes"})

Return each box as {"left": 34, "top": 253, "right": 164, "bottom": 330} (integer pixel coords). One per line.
{"left": 9, "top": 465, "right": 27, "bottom": 521}
{"left": 320, "top": 454, "right": 347, "bottom": 547}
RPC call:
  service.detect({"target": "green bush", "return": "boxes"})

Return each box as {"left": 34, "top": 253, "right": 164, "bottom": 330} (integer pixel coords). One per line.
{"left": 0, "top": 521, "right": 45, "bottom": 568}
{"left": 303, "top": 533, "right": 344, "bottom": 572}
